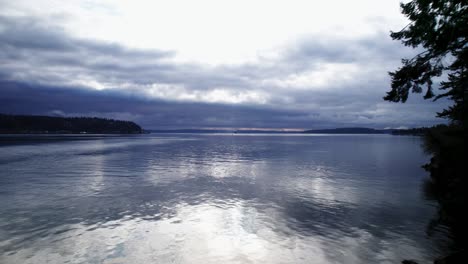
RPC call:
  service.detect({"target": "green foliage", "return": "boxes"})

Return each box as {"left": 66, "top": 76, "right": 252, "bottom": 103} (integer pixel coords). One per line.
{"left": 385, "top": 0, "right": 468, "bottom": 124}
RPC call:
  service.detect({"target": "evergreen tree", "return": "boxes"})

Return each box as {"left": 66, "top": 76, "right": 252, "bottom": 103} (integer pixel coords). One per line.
{"left": 387, "top": 1, "right": 467, "bottom": 262}
{"left": 385, "top": 0, "right": 467, "bottom": 125}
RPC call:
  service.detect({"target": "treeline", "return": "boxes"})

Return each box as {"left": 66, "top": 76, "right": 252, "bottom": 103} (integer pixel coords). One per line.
{"left": 391, "top": 127, "right": 430, "bottom": 136}
{"left": 303, "top": 127, "right": 386, "bottom": 134}
{"left": 0, "top": 114, "right": 142, "bottom": 134}
{"left": 303, "top": 127, "right": 431, "bottom": 135}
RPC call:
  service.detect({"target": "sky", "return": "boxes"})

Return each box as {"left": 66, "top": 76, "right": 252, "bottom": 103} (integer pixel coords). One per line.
{"left": 0, "top": 0, "right": 450, "bottom": 129}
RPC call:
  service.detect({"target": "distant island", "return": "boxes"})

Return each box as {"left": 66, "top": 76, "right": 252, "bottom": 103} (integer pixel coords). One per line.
{"left": 0, "top": 114, "right": 142, "bottom": 134}
{"left": 303, "top": 127, "right": 389, "bottom": 134}
{"left": 302, "top": 127, "right": 429, "bottom": 135}
{"left": 302, "top": 127, "right": 430, "bottom": 136}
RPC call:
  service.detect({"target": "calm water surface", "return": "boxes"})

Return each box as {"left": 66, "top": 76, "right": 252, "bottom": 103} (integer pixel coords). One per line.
{"left": 0, "top": 134, "right": 440, "bottom": 263}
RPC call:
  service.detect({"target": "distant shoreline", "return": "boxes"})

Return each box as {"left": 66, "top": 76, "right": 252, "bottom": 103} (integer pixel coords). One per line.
{"left": 1, "top": 113, "right": 427, "bottom": 136}
{"left": 149, "top": 127, "right": 427, "bottom": 136}
{"left": 0, "top": 114, "right": 143, "bottom": 134}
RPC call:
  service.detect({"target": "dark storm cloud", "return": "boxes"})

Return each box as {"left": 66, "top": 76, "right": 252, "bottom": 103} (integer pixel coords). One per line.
{"left": 0, "top": 81, "right": 322, "bottom": 129}
{"left": 0, "top": 15, "right": 250, "bottom": 90}
{"left": 0, "top": 81, "right": 446, "bottom": 129}
{"left": 0, "top": 15, "right": 449, "bottom": 128}
{"left": 0, "top": 15, "right": 406, "bottom": 88}
{"left": 0, "top": 15, "right": 172, "bottom": 57}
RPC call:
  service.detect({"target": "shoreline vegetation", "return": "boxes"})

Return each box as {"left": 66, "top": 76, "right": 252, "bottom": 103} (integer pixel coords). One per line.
{"left": 1, "top": 113, "right": 432, "bottom": 136}
{"left": 403, "top": 125, "right": 466, "bottom": 264}
{"left": 0, "top": 114, "right": 142, "bottom": 134}
{"left": 381, "top": 0, "right": 466, "bottom": 262}
{"left": 420, "top": 125, "right": 466, "bottom": 264}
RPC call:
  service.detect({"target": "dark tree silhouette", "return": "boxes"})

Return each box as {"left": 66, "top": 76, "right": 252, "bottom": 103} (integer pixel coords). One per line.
{"left": 0, "top": 114, "right": 142, "bottom": 134}
{"left": 385, "top": 0, "right": 467, "bottom": 125}
{"left": 387, "top": 1, "right": 467, "bottom": 263}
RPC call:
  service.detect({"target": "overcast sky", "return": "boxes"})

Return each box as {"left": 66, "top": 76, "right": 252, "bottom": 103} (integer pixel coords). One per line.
{"left": 0, "top": 0, "right": 449, "bottom": 129}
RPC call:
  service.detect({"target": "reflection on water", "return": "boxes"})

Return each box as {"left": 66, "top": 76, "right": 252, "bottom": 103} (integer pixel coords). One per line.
{"left": 0, "top": 134, "right": 441, "bottom": 263}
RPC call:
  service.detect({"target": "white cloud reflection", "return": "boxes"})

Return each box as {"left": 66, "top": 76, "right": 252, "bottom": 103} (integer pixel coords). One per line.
{"left": 1, "top": 201, "right": 431, "bottom": 264}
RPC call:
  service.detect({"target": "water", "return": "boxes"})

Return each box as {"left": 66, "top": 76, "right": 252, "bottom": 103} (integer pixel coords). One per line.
{"left": 0, "top": 134, "right": 441, "bottom": 263}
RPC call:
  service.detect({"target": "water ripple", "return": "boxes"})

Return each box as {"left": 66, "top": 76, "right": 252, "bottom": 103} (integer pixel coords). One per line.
{"left": 0, "top": 134, "right": 442, "bottom": 263}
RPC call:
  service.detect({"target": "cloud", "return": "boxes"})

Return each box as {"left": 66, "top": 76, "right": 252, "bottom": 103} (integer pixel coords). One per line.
{"left": 0, "top": 14, "right": 449, "bottom": 129}
{"left": 0, "top": 80, "right": 447, "bottom": 130}
{"left": 0, "top": 81, "right": 314, "bottom": 129}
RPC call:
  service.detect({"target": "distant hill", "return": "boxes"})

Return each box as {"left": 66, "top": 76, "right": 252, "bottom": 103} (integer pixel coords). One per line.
{"left": 303, "top": 127, "right": 390, "bottom": 134}
{"left": 0, "top": 114, "right": 142, "bottom": 134}
{"left": 149, "top": 129, "right": 300, "bottom": 134}
{"left": 150, "top": 129, "right": 232, "bottom": 134}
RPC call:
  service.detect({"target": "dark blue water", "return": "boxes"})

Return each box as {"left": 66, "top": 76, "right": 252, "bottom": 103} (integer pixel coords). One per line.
{"left": 0, "top": 134, "right": 441, "bottom": 263}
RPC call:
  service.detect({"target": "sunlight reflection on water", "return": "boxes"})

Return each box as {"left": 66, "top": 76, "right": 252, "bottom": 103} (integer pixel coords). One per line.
{"left": 0, "top": 134, "right": 440, "bottom": 263}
